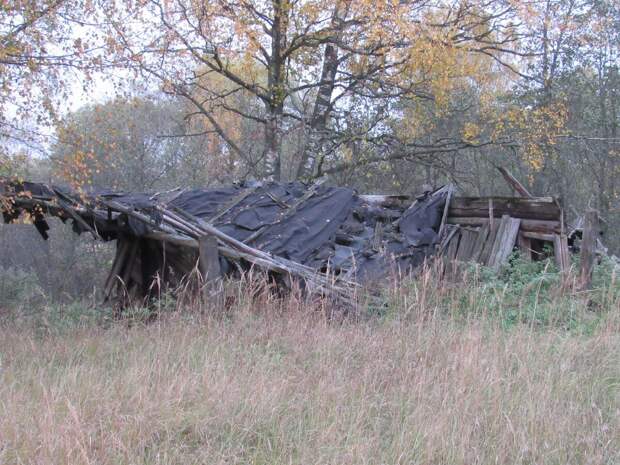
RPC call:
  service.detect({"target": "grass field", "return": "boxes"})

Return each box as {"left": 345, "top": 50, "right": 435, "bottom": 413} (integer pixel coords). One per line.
{"left": 0, "top": 261, "right": 619, "bottom": 464}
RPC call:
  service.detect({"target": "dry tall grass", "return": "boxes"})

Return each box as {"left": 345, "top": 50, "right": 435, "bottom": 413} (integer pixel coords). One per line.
{"left": 0, "top": 265, "right": 619, "bottom": 464}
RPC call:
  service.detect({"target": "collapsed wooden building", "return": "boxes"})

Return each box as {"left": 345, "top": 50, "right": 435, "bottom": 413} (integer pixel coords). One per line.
{"left": 0, "top": 175, "right": 570, "bottom": 305}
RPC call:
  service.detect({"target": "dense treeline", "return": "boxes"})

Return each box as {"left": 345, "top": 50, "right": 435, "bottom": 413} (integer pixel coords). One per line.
{"left": 1, "top": 0, "right": 619, "bottom": 298}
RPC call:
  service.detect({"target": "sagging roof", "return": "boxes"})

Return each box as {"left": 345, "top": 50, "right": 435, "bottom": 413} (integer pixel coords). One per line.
{"left": 1, "top": 176, "right": 570, "bottom": 305}
{"left": 0, "top": 178, "right": 451, "bottom": 292}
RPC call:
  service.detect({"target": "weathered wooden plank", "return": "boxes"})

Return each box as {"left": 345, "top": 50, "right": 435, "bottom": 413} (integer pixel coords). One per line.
{"left": 447, "top": 217, "right": 561, "bottom": 234}
{"left": 522, "top": 231, "right": 555, "bottom": 242}
{"left": 479, "top": 222, "right": 499, "bottom": 266}
{"left": 443, "top": 230, "right": 461, "bottom": 276}
{"left": 198, "top": 234, "right": 221, "bottom": 284}
{"left": 120, "top": 239, "right": 141, "bottom": 291}
{"left": 470, "top": 223, "right": 490, "bottom": 263}
{"left": 449, "top": 197, "right": 561, "bottom": 221}
{"left": 438, "top": 224, "right": 459, "bottom": 255}
{"left": 358, "top": 194, "right": 410, "bottom": 208}
{"left": 497, "top": 167, "right": 533, "bottom": 198}
{"left": 455, "top": 228, "right": 478, "bottom": 262}
{"left": 488, "top": 216, "right": 521, "bottom": 271}
{"left": 438, "top": 184, "right": 455, "bottom": 239}
{"left": 487, "top": 215, "right": 509, "bottom": 269}
{"left": 103, "top": 236, "right": 132, "bottom": 301}
{"left": 372, "top": 221, "right": 383, "bottom": 251}
{"left": 553, "top": 233, "right": 570, "bottom": 272}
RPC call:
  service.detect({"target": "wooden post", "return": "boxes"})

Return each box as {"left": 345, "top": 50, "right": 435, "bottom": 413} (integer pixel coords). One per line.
{"left": 579, "top": 209, "right": 599, "bottom": 291}
{"left": 437, "top": 184, "right": 454, "bottom": 239}
{"left": 198, "top": 234, "right": 221, "bottom": 287}
{"left": 553, "top": 233, "right": 570, "bottom": 272}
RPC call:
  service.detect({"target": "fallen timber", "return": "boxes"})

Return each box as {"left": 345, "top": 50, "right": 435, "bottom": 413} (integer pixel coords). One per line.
{"left": 0, "top": 177, "right": 571, "bottom": 308}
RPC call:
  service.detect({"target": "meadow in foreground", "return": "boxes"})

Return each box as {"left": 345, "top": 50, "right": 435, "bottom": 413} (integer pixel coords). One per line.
{"left": 0, "top": 259, "right": 619, "bottom": 465}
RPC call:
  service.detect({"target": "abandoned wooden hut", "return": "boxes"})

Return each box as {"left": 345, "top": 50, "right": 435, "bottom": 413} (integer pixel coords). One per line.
{"left": 0, "top": 175, "right": 569, "bottom": 305}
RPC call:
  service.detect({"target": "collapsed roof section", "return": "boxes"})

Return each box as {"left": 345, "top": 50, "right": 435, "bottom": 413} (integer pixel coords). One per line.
{"left": 0, "top": 177, "right": 568, "bottom": 304}
{"left": 0, "top": 178, "right": 452, "bottom": 302}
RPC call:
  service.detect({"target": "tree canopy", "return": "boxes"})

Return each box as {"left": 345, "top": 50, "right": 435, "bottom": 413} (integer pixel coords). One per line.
{"left": 1, "top": 0, "right": 620, "bottom": 246}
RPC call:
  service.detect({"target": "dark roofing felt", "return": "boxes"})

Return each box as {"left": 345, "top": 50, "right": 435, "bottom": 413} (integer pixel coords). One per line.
{"left": 1, "top": 179, "right": 448, "bottom": 282}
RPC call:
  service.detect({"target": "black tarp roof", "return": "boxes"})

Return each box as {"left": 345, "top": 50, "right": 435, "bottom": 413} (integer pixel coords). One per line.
{"left": 1, "top": 179, "right": 449, "bottom": 282}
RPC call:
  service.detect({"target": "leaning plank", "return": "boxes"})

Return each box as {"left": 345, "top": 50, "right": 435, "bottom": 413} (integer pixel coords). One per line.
{"left": 488, "top": 216, "right": 521, "bottom": 271}
{"left": 437, "top": 184, "right": 455, "bottom": 239}
{"left": 487, "top": 215, "right": 509, "bottom": 269}
{"left": 455, "top": 228, "right": 478, "bottom": 262}
{"left": 438, "top": 224, "right": 459, "bottom": 255}
{"left": 470, "top": 223, "right": 490, "bottom": 263}
{"left": 443, "top": 230, "right": 461, "bottom": 276}
{"left": 497, "top": 167, "right": 533, "bottom": 198}
{"left": 479, "top": 222, "right": 499, "bottom": 266}
{"left": 119, "top": 238, "right": 141, "bottom": 295}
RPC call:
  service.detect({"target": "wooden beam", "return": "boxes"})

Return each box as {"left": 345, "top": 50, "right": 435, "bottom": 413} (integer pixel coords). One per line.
{"left": 438, "top": 184, "right": 455, "bottom": 239}
{"left": 358, "top": 194, "right": 410, "bottom": 208}
{"left": 554, "top": 234, "right": 570, "bottom": 272}
{"left": 522, "top": 231, "right": 555, "bottom": 242}
{"left": 449, "top": 197, "right": 561, "bottom": 221}
{"left": 198, "top": 234, "right": 221, "bottom": 285}
{"left": 447, "top": 217, "right": 561, "bottom": 234}
{"left": 103, "top": 237, "right": 132, "bottom": 302}
{"left": 497, "top": 167, "right": 533, "bottom": 198}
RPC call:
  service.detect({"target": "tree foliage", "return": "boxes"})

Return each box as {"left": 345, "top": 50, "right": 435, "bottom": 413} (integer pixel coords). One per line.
{"left": 2, "top": 0, "right": 620, "bottom": 248}
{"left": 100, "top": 0, "right": 537, "bottom": 180}
{"left": 0, "top": 0, "right": 103, "bottom": 164}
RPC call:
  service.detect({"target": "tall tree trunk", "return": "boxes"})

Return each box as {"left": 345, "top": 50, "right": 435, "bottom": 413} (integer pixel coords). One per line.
{"left": 263, "top": 0, "right": 288, "bottom": 181}
{"left": 297, "top": 3, "right": 347, "bottom": 179}
{"left": 264, "top": 105, "right": 283, "bottom": 180}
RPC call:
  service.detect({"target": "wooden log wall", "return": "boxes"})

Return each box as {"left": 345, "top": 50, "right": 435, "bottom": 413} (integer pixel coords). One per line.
{"left": 449, "top": 197, "right": 561, "bottom": 221}
{"left": 443, "top": 196, "right": 570, "bottom": 273}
